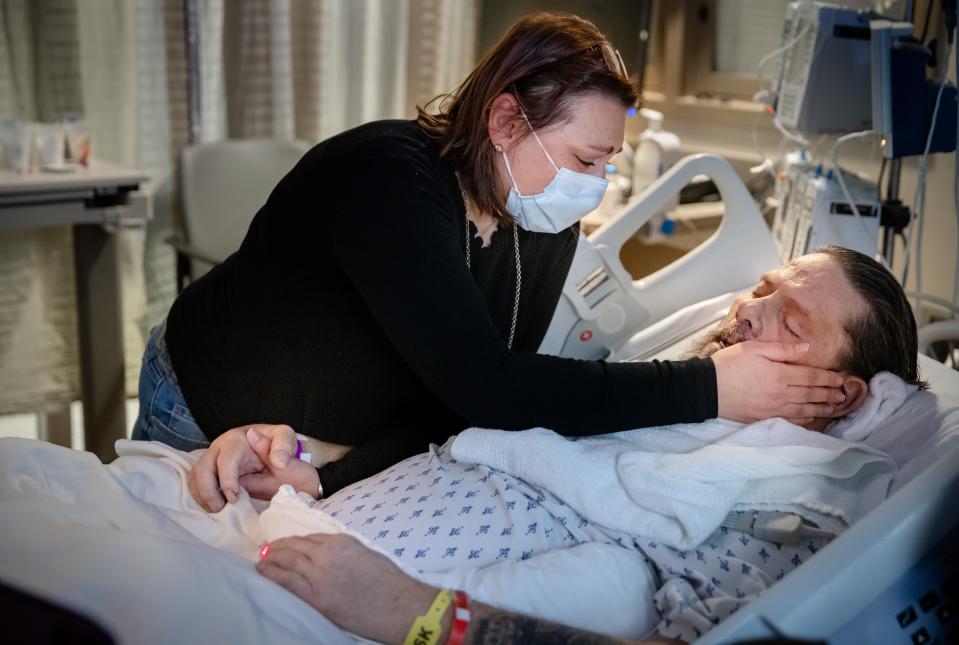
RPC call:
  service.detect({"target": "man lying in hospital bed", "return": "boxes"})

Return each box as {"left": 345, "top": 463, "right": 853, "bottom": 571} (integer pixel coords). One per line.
{"left": 0, "top": 246, "right": 949, "bottom": 644}
{"left": 256, "top": 244, "right": 921, "bottom": 640}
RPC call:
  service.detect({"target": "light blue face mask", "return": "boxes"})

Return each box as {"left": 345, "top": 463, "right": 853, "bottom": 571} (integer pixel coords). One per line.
{"left": 502, "top": 112, "right": 609, "bottom": 234}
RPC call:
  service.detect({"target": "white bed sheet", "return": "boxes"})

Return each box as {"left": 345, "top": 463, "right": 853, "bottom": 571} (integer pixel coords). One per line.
{"left": 0, "top": 437, "right": 661, "bottom": 644}
{"left": 0, "top": 438, "right": 353, "bottom": 645}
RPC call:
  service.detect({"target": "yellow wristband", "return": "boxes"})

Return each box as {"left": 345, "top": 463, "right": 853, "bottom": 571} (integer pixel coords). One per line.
{"left": 404, "top": 589, "right": 452, "bottom": 645}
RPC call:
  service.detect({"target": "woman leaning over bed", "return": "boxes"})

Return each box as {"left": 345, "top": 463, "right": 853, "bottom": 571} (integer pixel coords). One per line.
{"left": 132, "top": 12, "right": 846, "bottom": 512}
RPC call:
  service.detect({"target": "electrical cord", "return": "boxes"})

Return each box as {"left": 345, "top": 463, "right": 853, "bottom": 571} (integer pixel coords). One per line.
{"left": 830, "top": 129, "right": 891, "bottom": 268}
{"left": 920, "top": 0, "right": 937, "bottom": 42}
{"left": 906, "top": 290, "right": 959, "bottom": 315}
{"left": 901, "top": 38, "right": 954, "bottom": 318}
{"left": 771, "top": 114, "right": 811, "bottom": 147}
{"left": 722, "top": 510, "right": 836, "bottom": 545}
{"left": 877, "top": 156, "right": 887, "bottom": 202}
{"left": 754, "top": 16, "right": 814, "bottom": 106}
{"left": 753, "top": 9, "right": 815, "bottom": 155}
{"left": 953, "top": 14, "right": 959, "bottom": 314}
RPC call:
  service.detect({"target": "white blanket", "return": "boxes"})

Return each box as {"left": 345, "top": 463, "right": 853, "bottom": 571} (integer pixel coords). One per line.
{"left": 0, "top": 438, "right": 660, "bottom": 642}
{"left": 0, "top": 438, "right": 352, "bottom": 645}
{"left": 451, "top": 375, "right": 905, "bottom": 550}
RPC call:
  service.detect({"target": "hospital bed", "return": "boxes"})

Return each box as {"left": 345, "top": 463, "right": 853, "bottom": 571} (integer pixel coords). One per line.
{"left": 542, "top": 153, "right": 959, "bottom": 644}
{"left": 0, "top": 154, "right": 957, "bottom": 645}
{"left": 616, "top": 293, "right": 959, "bottom": 644}
{"left": 540, "top": 153, "right": 780, "bottom": 361}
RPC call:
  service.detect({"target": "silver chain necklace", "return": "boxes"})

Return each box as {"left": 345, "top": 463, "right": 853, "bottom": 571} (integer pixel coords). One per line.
{"left": 457, "top": 174, "right": 521, "bottom": 350}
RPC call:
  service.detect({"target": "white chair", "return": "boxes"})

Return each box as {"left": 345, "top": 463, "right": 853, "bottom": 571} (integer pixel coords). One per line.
{"left": 171, "top": 139, "right": 310, "bottom": 289}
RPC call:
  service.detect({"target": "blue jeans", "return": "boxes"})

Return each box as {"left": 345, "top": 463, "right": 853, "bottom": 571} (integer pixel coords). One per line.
{"left": 131, "top": 320, "right": 211, "bottom": 451}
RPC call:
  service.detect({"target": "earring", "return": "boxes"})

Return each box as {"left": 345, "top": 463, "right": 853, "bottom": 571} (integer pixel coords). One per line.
{"left": 494, "top": 143, "right": 503, "bottom": 152}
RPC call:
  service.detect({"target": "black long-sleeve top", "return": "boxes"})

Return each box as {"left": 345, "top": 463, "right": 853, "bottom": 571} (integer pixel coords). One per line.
{"left": 164, "top": 119, "right": 717, "bottom": 495}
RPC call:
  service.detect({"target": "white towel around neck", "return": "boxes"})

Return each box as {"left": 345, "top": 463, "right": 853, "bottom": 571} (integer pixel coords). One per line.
{"left": 827, "top": 371, "right": 918, "bottom": 442}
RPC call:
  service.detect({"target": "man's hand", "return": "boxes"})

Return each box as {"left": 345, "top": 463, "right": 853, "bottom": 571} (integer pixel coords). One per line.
{"left": 257, "top": 534, "right": 674, "bottom": 645}
{"left": 257, "top": 534, "right": 439, "bottom": 644}
{"left": 187, "top": 424, "right": 319, "bottom": 512}
{"left": 239, "top": 428, "right": 321, "bottom": 500}
{"left": 713, "top": 341, "right": 846, "bottom": 425}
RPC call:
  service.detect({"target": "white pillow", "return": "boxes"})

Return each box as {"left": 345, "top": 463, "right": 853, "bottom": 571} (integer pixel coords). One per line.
{"left": 863, "top": 355, "right": 959, "bottom": 493}
{"left": 610, "top": 291, "right": 741, "bottom": 362}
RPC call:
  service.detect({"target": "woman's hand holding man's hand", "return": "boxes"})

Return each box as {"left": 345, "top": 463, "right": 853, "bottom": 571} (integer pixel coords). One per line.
{"left": 187, "top": 423, "right": 320, "bottom": 512}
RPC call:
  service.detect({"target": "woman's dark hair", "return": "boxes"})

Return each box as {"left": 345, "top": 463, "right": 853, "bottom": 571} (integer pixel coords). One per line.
{"left": 417, "top": 12, "right": 638, "bottom": 225}
{"left": 815, "top": 245, "right": 927, "bottom": 389}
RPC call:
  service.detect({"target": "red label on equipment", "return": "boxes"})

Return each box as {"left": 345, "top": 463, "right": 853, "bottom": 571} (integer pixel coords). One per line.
{"left": 580, "top": 330, "right": 593, "bottom": 342}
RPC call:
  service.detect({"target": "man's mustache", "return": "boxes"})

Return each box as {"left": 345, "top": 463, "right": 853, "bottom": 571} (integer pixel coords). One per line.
{"left": 690, "top": 319, "right": 751, "bottom": 359}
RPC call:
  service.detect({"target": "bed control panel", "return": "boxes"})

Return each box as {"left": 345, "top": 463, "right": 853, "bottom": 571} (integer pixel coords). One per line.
{"left": 830, "top": 524, "right": 958, "bottom": 645}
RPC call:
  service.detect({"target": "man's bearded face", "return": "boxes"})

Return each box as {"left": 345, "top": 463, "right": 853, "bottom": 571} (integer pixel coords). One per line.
{"left": 691, "top": 253, "right": 868, "bottom": 371}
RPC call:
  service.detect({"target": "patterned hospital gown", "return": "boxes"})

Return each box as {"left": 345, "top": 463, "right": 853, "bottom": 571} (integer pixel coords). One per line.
{"left": 315, "top": 437, "right": 832, "bottom": 642}
{"left": 314, "top": 438, "right": 625, "bottom": 572}
{"left": 641, "top": 527, "right": 831, "bottom": 641}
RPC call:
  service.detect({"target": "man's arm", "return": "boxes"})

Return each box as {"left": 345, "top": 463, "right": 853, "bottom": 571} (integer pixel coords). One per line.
{"left": 463, "top": 601, "right": 677, "bottom": 645}
{"left": 256, "top": 533, "right": 677, "bottom": 645}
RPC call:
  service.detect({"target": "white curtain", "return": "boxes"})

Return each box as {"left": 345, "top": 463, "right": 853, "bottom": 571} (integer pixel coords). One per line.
{"left": 0, "top": 0, "right": 479, "bottom": 416}
{"left": 196, "top": 0, "right": 228, "bottom": 144}
{"left": 231, "top": 0, "right": 479, "bottom": 144}
{"left": 77, "top": 0, "right": 147, "bottom": 401}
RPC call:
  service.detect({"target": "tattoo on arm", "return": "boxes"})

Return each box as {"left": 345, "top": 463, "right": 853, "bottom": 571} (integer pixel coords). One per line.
{"left": 463, "top": 600, "right": 640, "bottom": 645}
